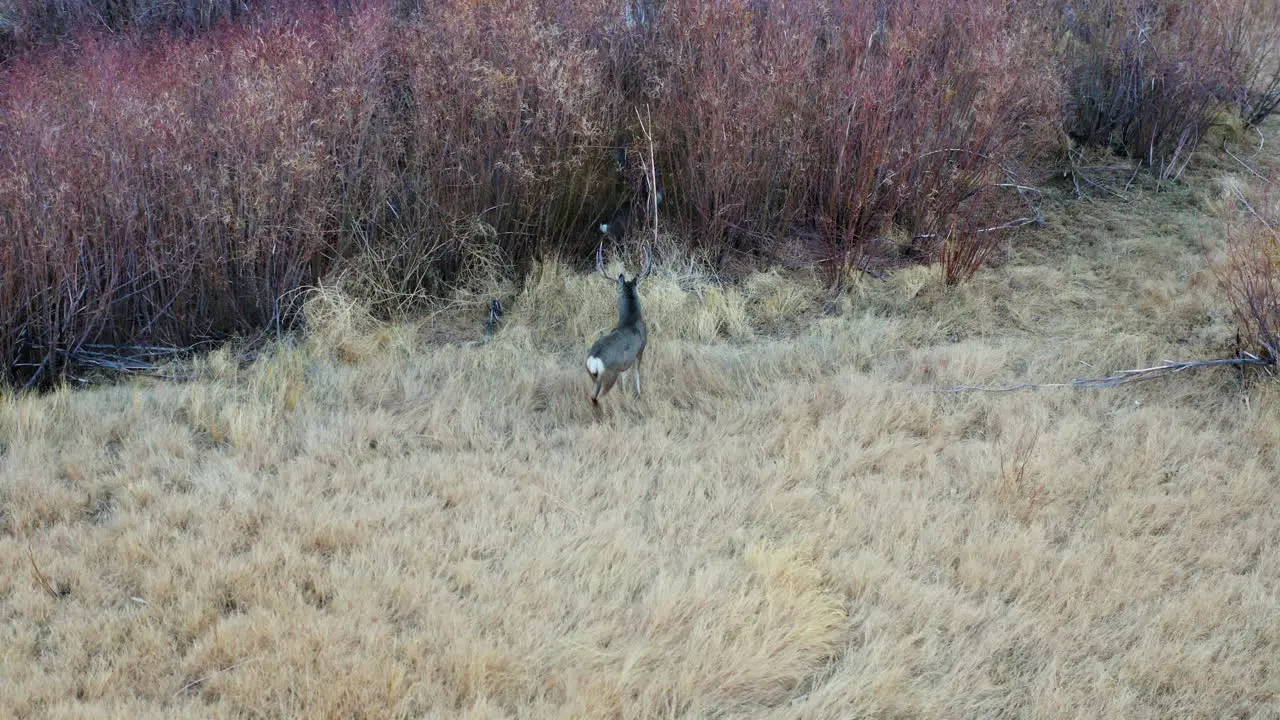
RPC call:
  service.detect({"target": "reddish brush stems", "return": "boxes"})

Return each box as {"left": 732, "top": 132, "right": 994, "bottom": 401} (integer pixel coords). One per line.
{"left": 1, "top": 0, "right": 1277, "bottom": 386}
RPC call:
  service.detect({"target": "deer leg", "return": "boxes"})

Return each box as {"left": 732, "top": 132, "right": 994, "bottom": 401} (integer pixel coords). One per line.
{"left": 634, "top": 350, "right": 644, "bottom": 396}
{"left": 593, "top": 370, "right": 620, "bottom": 403}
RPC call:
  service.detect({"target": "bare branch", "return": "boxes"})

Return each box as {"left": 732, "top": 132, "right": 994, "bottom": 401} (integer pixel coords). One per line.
{"left": 1222, "top": 141, "right": 1269, "bottom": 182}
{"left": 943, "top": 357, "right": 1272, "bottom": 394}
{"left": 634, "top": 103, "right": 660, "bottom": 275}
{"left": 174, "top": 658, "right": 259, "bottom": 698}
{"left": 1079, "top": 172, "right": 1129, "bottom": 201}
{"left": 1231, "top": 186, "right": 1280, "bottom": 242}
{"left": 27, "top": 544, "right": 63, "bottom": 599}
{"left": 992, "top": 183, "right": 1042, "bottom": 194}
{"left": 912, "top": 216, "right": 1040, "bottom": 241}
{"left": 1247, "top": 120, "right": 1265, "bottom": 158}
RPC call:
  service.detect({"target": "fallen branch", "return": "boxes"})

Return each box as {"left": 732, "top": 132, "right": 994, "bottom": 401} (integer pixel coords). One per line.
{"left": 915, "top": 148, "right": 1023, "bottom": 187}
{"left": 1123, "top": 164, "right": 1142, "bottom": 194}
{"left": 846, "top": 255, "right": 888, "bottom": 280}
{"left": 1078, "top": 172, "right": 1129, "bottom": 201}
{"left": 992, "top": 183, "right": 1043, "bottom": 194}
{"left": 1247, "top": 120, "right": 1265, "bottom": 158}
{"left": 1070, "top": 169, "right": 1086, "bottom": 200}
{"left": 19, "top": 342, "right": 207, "bottom": 386}
{"left": 173, "top": 658, "right": 259, "bottom": 698}
{"left": 943, "top": 356, "right": 1273, "bottom": 393}
{"left": 1065, "top": 146, "right": 1144, "bottom": 201}
{"left": 1222, "top": 141, "right": 1270, "bottom": 182}
{"left": 27, "top": 544, "right": 64, "bottom": 599}
{"left": 912, "top": 215, "right": 1041, "bottom": 241}
{"left": 1231, "top": 186, "right": 1280, "bottom": 242}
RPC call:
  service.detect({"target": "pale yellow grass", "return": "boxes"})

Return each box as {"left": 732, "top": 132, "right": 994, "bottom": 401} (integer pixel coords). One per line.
{"left": 3, "top": 167, "right": 1280, "bottom": 718}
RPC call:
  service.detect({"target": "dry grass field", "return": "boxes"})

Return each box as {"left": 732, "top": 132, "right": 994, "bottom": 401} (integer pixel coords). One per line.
{"left": 3, "top": 139, "right": 1280, "bottom": 717}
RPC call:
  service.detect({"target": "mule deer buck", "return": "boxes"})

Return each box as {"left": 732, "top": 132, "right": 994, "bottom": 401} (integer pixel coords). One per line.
{"left": 600, "top": 143, "right": 663, "bottom": 245}
{"left": 586, "top": 243, "right": 652, "bottom": 405}
{"left": 599, "top": 191, "right": 664, "bottom": 245}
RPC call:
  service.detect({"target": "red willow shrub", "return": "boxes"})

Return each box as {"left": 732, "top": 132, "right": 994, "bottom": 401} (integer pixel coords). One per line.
{"left": 0, "top": 0, "right": 265, "bottom": 60}
{"left": 0, "top": 1, "right": 626, "bottom": 385}
{"left": 1219, "top": 190, "right": 1280, "bottom": 362}
{"left": 16, "top": 0, "right": 1280, "bottom": 386}
{"left": 646, "top": 0, "right": 1059, "bottom": 283}
{"left": 0, "top": 0, "right": 1060, "bottom": 385}
{"left": 0, "top": 8, "right": 387, "bottom": 385}
{"left": 1054, "top": 0, "right": 1280, "bottom": 181}
{"left": 361, "top": 0, "right": 620, "bottom": 300}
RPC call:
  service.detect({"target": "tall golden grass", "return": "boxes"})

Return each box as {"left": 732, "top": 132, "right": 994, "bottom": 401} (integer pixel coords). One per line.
{"left": 3, "top": 138, "right": 1278, "bottom": 717}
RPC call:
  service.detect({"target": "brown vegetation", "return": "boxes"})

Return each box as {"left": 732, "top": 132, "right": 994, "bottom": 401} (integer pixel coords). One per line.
{"left": 7, "top": 0, "right": 1277, "bottom": 386}
{"left": 3, "top": 1, "right": 1280, "bottom": 716}
{"left": 3, "top": 129, "right": 1280, "bottom": 715}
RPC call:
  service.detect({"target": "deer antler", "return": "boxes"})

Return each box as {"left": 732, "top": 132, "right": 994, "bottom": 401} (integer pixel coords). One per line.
{"left": 596, "top": 242, "right": 614, "bottom": 280}
{"left": 636, "top": 246, "right": 653, "bottom": 281}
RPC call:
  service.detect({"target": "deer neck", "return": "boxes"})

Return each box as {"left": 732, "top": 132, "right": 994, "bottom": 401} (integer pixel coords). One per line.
{"left": 617, "top": 288, "right": 644, "bottom": 328}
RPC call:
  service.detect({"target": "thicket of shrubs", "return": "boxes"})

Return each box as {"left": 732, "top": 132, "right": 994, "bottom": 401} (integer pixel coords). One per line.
{"left": 1, "top": 0, "right": 1278, "bottom": 386}
{"left": 1220, "top": 190, "right": 1280, "bottom": 362}
{"left": 1058, "top": 0, "right": 1280, "bottom": 181}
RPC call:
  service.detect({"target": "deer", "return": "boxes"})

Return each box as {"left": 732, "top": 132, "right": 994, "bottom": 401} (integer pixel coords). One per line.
{"left": 599, "top": 143, "right": 663, "bottom": 245}
{"left": 586, "top": 242, "right": 652, "bottom": 405}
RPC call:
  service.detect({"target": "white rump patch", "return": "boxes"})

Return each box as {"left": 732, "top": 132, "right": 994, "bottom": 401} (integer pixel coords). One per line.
{"left": 599, "top": 223, "right": 609, "bottom": 233}
{"left": 586, "top": 356, "right": 604, "bottom": 376}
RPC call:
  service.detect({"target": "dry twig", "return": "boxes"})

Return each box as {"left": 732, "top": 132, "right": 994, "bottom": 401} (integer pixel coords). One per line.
{"left": 174, "top": 658, "right": 259, "bottom": 698}
{"left": 27, "top": 543, "right": 63, "bottom": 599}
{"left": 911, "top": 216, "right": 1041, "bottom": 242}
{"left": 1231, "top": 186, "right": 1280, "bottom": 241}
{"left": 1222, "top": 141, "right": 1271, "bottom": 182}
{"left": 635, "top": 104, "right": 661, "bottom": 248}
